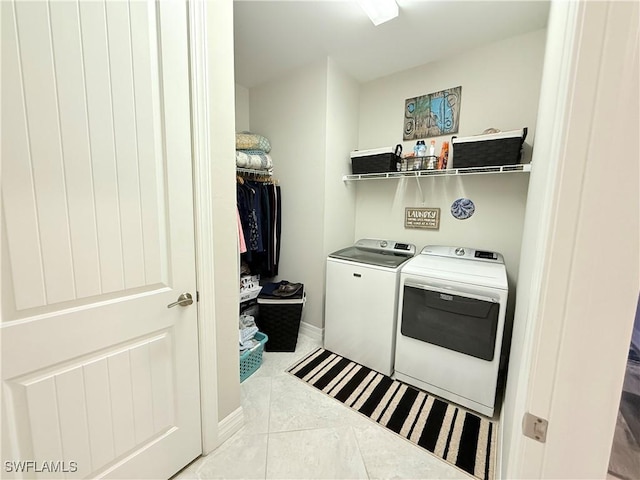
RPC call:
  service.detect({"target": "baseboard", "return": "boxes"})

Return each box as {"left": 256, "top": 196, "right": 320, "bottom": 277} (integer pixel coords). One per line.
{"left": 217, "top": 406, "right": 244, "bottom": 446}
{"left": 299, "top": 321, "right": 324, "bottom": 342}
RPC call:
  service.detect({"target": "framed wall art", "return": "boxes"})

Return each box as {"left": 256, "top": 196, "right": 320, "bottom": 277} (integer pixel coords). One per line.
{"left": 405, "top": 208, "right": 440, "bottom": 230}
{"left": 404, "top": 86, "right": 462, "bottom": 140}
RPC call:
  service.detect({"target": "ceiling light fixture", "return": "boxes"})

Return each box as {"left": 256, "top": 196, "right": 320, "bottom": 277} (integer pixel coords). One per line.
{"left": 356, "top": 0, "right": 399, "bottom": 26}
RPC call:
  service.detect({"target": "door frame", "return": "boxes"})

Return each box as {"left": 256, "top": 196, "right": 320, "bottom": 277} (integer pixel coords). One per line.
{"left": 188, "top": 0, "right": 244, "bottom": 455}
{"left": 189, "top": 0, "right": 219, "bottom": 455}
{"left": 501, "top": 0, "right": 639, "bottom": 477}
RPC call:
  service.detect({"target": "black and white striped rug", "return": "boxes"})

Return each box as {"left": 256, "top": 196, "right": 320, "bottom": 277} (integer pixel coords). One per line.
{"left": 287, "top": 348, "right": 496, "bottom": 480}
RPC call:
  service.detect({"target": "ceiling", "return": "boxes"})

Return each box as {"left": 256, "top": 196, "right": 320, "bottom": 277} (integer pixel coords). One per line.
{"left": 233, "top": 0, "right": 550, "bottom": 89}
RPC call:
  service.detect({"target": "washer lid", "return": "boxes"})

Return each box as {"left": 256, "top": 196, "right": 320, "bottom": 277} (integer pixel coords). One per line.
{"left": 402, "top": 253, "right": 508, "bottom": 290}
{"left": 329, "top": 239, "right": 415, "bottom": 268}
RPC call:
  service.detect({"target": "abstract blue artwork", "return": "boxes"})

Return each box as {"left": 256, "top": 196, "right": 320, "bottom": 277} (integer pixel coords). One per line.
{"left": 404, "top": 86, "right": 462, "bottom": 140}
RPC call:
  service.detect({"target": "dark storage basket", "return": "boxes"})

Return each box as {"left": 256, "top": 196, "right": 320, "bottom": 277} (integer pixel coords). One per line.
{"left": 451, "top": 128, "right": 527, "bottom": 168}
{"left": 256, "top": 290, "right": 305, "bottom": 352}
{"left": 351, "top": 153, "right": 402, "bottom": 174}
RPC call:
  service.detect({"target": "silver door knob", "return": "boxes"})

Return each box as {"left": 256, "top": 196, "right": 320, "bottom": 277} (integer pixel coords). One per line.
{"left": 167, "top": 293, "right": 193, "bottom": 308}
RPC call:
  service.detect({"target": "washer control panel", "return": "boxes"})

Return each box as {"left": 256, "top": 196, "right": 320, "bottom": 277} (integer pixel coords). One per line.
{"left": 421, "top": 245, "right": 504, "bottom": 263}
{"left": 354, "top": 238, "right": 416, "bottom": 256}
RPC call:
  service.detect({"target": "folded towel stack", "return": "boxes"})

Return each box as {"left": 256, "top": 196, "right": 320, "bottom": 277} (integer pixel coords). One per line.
{"left": 236, "top": 132, "right": 271, "bottom": 153}
{"left": 239, "top": 313, "right": 261, "bottom": 354}
{"left": 236, "top": 150, "right": 273, "bottom": 170}
{"left": 236, "top": 132, "right": 272, "bottom": 172}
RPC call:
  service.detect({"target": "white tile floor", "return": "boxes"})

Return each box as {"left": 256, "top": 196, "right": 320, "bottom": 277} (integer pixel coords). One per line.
{"left": 173, "top": 334, "right": 469, "bottom": 480}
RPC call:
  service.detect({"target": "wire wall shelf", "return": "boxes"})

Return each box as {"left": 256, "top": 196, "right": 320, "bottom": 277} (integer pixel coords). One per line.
{"left": 342, "top": 163, "right": 531, "bottom": 182}
{"left": 237, "top": 167, "right": 273, "bottom": 177}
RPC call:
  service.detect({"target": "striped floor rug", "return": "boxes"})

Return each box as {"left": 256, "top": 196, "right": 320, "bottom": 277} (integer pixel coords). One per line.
{"left": 287, "top": 348, "right": 496, "bottom": 480}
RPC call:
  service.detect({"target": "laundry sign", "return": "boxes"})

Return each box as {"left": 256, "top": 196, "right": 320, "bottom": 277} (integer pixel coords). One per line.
{"left": 405, "top": 208, "right": 440, "bottom": 230}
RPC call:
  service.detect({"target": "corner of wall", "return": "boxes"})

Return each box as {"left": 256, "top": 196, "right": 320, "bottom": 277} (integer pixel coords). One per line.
{"left": 235, "top": 83, "right": 250, "bottom": 132}
{"left": 248, "top": 60, "right": 329, "bottom": 330}
{"left": 323, "top": 57, "right": 359, "bottom": 255}
{"left": 321, "top": 58, "right": 360, "bottom": 329}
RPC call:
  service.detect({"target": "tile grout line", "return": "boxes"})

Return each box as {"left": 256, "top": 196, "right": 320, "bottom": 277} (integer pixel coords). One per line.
{"left": 264, "top": 370, "right": 273, "bottom": 479}
{"left": 263, "top": 338, "right": 323, "bottom": 479}
{"left": 350, "top": 425, "right": 372, "bottom": 480}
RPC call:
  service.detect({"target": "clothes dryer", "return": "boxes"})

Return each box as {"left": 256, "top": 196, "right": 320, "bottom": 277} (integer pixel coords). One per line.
{"left": 394, "top": 246, "right": 508, "bottom": 417}
{"left": 325, "top": 239, "right": 415, "bottom": 376}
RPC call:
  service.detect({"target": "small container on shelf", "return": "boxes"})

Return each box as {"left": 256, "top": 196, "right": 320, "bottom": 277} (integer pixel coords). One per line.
{"left": 424, "top": 156, "right": 438, "bottom": 170}
{"left": 240, "top": 286, "right": 262, "bottom": 303}
{"left": 438, "top": 142, "right": 450, "bottom": 170}
{"left": 240, "top": 274, "right": 262, "bottom": 302}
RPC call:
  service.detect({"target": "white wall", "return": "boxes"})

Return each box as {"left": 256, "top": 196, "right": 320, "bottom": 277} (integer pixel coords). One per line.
{"left": 247, "top": 58, "right": 360, "bottom": 330}
{"left": 323, "top": 58, "right": 359, "bottom": 264}
{"left": 246, "top": 31, "right": 546, "bottom": 330}
{"left": 358, "top": 29, "right": 547, "bottom": 162}
{"left": 235, "top": 83, "right": 250, "bottom": 132}
{"left": 354, "top": 29, "right": 547, "bottom": 312}
{"left": 250, "top": 60, "right": 329, "bottom": 329}
{"left": 354, "top": 175, "right": 529, "bottom": 285}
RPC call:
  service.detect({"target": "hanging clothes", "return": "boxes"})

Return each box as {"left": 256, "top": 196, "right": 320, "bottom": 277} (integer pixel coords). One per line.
{"left": 236, "top": 182, "right": 255, "bottom": 260}
{"left": 237, "top": 208, "right": 247, "bottom": 254}
{"left": 237, "top": 179, "right": 282, "bottom": 278}
{"left": 270, "top": 184, "right": 281, "bottom": 276}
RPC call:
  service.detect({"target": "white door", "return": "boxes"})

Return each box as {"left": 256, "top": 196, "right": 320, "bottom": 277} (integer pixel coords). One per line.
{"left": 1, "top": 0, "right": 201, "bottom": 478}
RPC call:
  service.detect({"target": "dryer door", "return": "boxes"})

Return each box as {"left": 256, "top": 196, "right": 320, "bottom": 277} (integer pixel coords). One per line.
{"left": 401, "top": 283, "right": 500, "bottom": 361}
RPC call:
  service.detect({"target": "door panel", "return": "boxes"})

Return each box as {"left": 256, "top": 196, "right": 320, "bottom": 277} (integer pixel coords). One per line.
{"left": 12, "top": 0, "right": 77, "bottom": 306}
{"left": 2, "top": 0, "right": 169, "bottom": 319}
{"left": 77, "top": 0, "right": 127, "bottom": 295}
{"left": 49, "top": 0, "right": 102, "bottom": 300}
{"left": 2, "top": 0, "right": 65, "bottom": 310}
{"left": 5, "top": 333, "right": 175, "bottom": 478}
{"left": 1, "top": 0, "right": 201, "bottom": 478}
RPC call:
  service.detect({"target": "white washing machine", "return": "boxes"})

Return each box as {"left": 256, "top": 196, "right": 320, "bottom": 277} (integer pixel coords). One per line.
{"left": 394, "top": 245, "right": 508, "bottom": 417}
{"left": 324, "top": 239, "right": 416, "bottom": 376}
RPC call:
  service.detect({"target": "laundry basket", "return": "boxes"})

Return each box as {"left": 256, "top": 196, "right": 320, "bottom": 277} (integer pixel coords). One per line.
{"left": 239, "top": 332, "right": 268, "bottom": 382}
{"left": 257, "top": 285, "right": 306, "bottom": 352}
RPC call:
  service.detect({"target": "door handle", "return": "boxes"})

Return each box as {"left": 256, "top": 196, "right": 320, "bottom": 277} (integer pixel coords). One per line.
{"left": 167, "top": 292, "right": 193, "bottom": 308}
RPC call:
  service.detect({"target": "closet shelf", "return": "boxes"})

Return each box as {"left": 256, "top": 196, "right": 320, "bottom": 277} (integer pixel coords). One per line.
{"left": 342, "top": 163, "right": 531, "bottom": 182}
